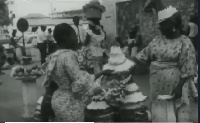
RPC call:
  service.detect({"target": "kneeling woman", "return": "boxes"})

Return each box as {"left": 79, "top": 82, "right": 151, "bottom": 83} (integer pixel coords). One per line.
{"left": 43, "top": 23, "right": 112, "bottom": 122}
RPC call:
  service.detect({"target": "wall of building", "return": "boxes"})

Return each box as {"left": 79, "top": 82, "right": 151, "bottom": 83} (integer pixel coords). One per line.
{"left": 51, "top": 9, "right": 84, "bottom": 19}
{"left": 139, "top": 0, "right": 197, "bottom": 46}
{"left": 101, "top": 0, "right": 197, "bottom": 48}
{"left": 101, "top": 0, "right": 131, "bottom": 49}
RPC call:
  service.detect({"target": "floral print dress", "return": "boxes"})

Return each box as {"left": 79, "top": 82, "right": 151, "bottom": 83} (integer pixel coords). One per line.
{"left": 136, "top": 35, "right": 197, "bottom": 122}
{"left": 44, "top": 49, "right": 97, "bottom": 122}
{"left": 76, "top": 46, "right": 94, "bottom": 74}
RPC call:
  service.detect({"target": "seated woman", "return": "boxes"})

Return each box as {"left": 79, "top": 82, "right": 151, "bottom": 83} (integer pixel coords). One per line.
{"left": 40, "top": 23, "right": 112, "bottom": 122}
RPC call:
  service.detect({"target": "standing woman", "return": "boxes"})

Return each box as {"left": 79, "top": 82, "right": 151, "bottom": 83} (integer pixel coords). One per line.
{"left": 85, "top": 19, "right": 106, "bottom": 74}
{"left": 132, "top": 7, "right": 197, "bottom": 122}
{"left": 39, "top": 28, "right": 100, "bottom": 121}
{"left": 44, "top": 23, "right": 112, "bottom": 121}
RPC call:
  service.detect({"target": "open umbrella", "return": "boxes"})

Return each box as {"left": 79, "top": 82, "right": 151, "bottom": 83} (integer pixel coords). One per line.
{"left": 17, "top": 18, "right": 29, "bottom": 56}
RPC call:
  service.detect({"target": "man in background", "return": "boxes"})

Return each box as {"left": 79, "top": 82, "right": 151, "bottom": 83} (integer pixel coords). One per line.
{"left": 37, "top": 26, "right": 47, "bottom": 64}
{"left": 71, "top": 16, "right": 86, "bottom": 47}
{"left": 47, "top": 28, "right": 57, "bottom": 55}
{"left": 10, "top": 30, "right": 23, "bottom": 64}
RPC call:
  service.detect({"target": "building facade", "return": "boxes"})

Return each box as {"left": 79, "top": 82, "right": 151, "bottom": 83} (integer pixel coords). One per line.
{"left": 101, "top": 0, "right": 198, "bottom": 48}
{"left": 51, "top": 9, "right": 85, "bottom": 19}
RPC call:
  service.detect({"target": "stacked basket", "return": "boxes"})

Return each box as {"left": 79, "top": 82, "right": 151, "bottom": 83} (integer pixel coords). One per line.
{"left": 119, "top": 82, "right": 150, "bottom": 122}
{"left": 85, "top": 95, "right": 114, "bottom": 122}
{"left": 82, "top": 0, "right": 106, "bottom": 19}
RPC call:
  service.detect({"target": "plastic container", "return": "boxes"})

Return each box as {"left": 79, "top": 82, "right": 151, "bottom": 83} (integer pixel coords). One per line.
{"left": 152, "top": 98, "right": 176, "bottom": 122}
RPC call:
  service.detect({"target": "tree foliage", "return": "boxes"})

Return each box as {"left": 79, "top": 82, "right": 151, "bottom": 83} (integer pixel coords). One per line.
{"left": 0, "top": 0, "right": 10, "bottom": 26}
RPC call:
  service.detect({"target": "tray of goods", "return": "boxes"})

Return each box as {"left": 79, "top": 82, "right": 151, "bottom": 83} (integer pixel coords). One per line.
{"left": 11, "top": 65, "right": 44, "bottom": 81}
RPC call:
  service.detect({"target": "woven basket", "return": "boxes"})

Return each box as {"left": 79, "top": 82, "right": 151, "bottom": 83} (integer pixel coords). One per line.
{"left": 85, "top": 8, "right": 102, "bottom": 19}
{"left": 84, "top": 107, "right": 114, "bottom": 122}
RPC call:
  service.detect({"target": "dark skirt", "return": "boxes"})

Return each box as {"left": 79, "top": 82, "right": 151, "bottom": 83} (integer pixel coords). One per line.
{"left": 40, "top": 80, "right": 58, "bottom": 121}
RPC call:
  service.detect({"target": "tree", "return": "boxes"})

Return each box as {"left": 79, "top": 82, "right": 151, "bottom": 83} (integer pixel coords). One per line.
{"left": 0, "top": 0, "right": 10, "bottom": 26}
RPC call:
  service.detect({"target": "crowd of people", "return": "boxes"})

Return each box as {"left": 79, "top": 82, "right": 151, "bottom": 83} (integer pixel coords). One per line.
{"left": 31, "top": 6, "right": 199, "bottom": 122}
{"left": 0, "top": 5, "right": 198, "bottom": 122}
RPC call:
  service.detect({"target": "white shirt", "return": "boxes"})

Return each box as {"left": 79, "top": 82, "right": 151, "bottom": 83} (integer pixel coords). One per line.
{"left": 71, "top": 24, "right": 86, "bottom": 43}
{"left": 37, "top": 31, "right": 47, "bottom": 43}
{"left": 47, "top": 34, "right": 56, "bottom": 43}
{"left": 188, "top": 22, "right": 198, "bottom": 37}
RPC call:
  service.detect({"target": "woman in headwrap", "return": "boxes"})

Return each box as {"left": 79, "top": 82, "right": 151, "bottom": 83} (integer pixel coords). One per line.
{"left": 40, "top": 23, "right": 112, "bottom": 122}
{"left": 132, "top": 7, "right": 197, "bottom": 122}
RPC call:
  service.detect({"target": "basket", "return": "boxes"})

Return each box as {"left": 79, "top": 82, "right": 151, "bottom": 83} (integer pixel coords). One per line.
{"left": 84, "top": 8, "right": 102, "bottom": 19}
{"left": 84, "top": 107, "right": 114, "bottom": 122}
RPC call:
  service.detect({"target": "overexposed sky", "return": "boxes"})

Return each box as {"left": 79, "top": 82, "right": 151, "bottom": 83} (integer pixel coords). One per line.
{"left": 8, "top": 0, "right": 91, "bottom": 17}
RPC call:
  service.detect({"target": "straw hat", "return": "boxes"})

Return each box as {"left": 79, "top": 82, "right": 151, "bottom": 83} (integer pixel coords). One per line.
{"left": 103, "top": 42, "right": 135, "bottom": 72}
{"left": 157, "top": 6, "right": 178, "bottom": 23}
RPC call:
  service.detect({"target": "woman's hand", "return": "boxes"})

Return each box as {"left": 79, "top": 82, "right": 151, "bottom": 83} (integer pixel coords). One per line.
{"left": 94, "top": 69, "right": 114, "bottom": 80}
{"left": 171, "top": 83, "right": 183, "bottom": 100}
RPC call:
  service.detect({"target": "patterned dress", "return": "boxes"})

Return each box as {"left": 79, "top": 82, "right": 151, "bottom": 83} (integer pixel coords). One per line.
{"left": 136, "top": 35, "right": 197, "bottom": 122}
{"left": 45, "top": 49, "right": 97, "bottom": 122}
{"left": 76, "top": 46, "right": 94, "bottom": 74}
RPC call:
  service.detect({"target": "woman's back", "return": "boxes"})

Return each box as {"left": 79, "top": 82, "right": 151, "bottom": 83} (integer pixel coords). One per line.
{"left": 50, "top": 50, "right": 75, "bottom": 90}
{"left": 49, "top": 49, "right": 95, "bottom": 121}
